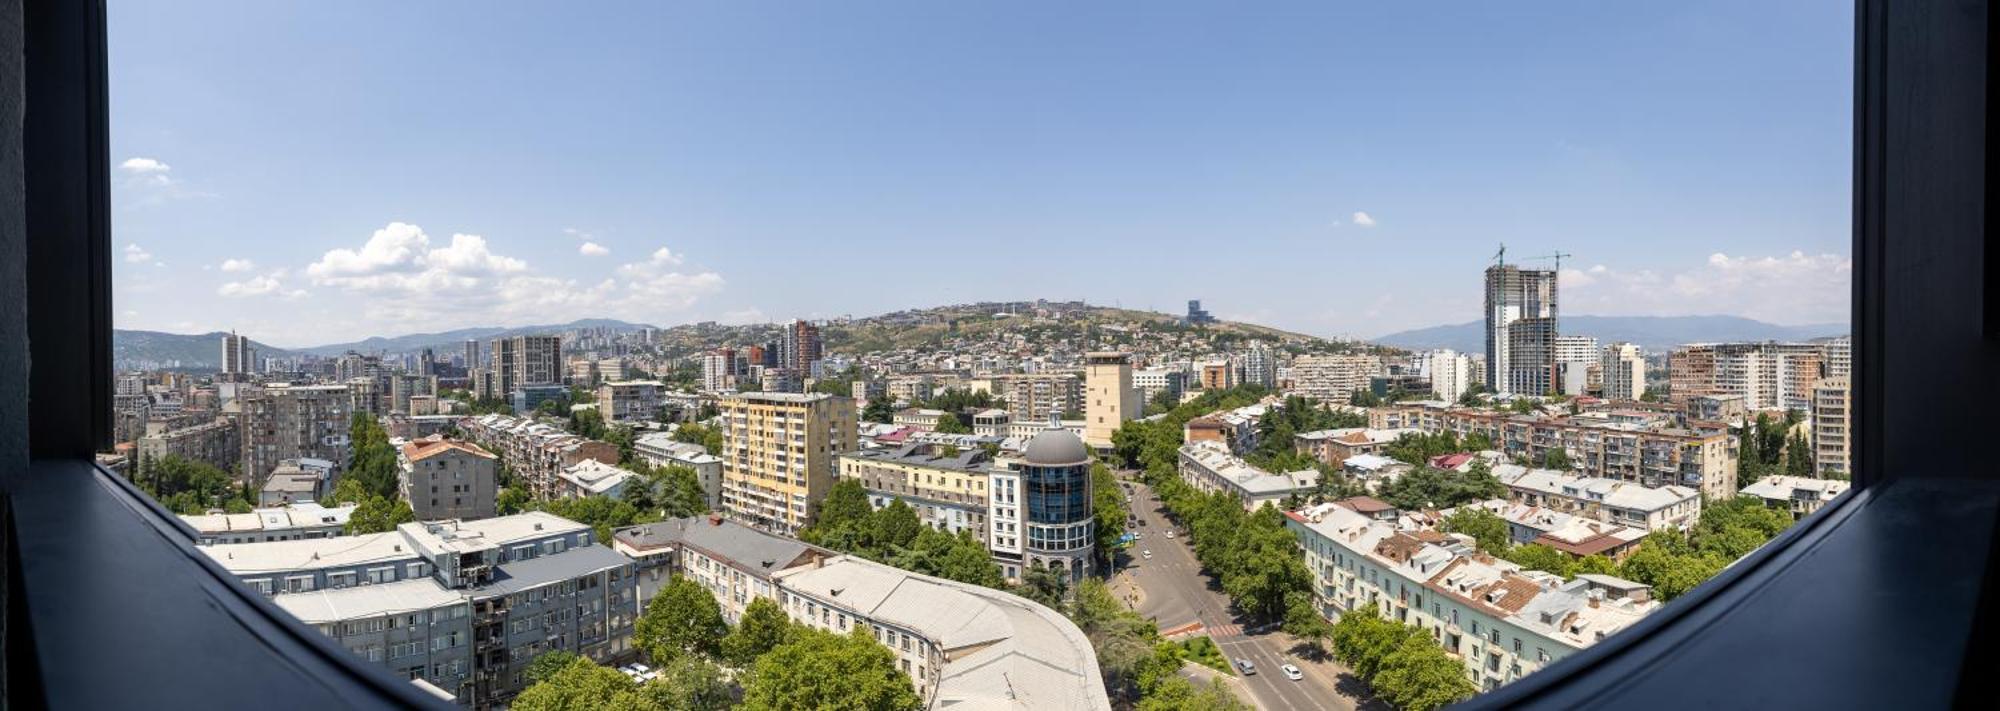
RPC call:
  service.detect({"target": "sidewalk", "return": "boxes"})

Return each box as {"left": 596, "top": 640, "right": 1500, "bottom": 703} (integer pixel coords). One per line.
{"left": 1177, "top": 660, "right": 1256, "bottom": 708}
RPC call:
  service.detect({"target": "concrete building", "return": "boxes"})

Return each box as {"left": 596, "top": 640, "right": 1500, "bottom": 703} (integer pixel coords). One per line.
{"left": 992, "top": 427, "right": 1095, "bottom": 584}
{"left": 1131, "top": 368, "right": 1185, "bottom": 406}
{"left": 1082, "top": 352, "right": 1141, "bottom": 450}
{"left": 1740, "top": 475, "right": 1851, "bottom": 518}
{"left": 838, "top": 444, "right": 993, "bottom": 537}
{"left": 781, "top": 319, "right": 824, "bottom": 375}
{"left": 1600, "top": 343, "right": 1647, "bottom": 401}
{"left": 1177, "top": 440, "right": 1319, "bottom": 510}
{"left": 1287, "top": 502, "right": 1658, "bottom": 692}
{"left": 261, "top": 457, "right": 335, "bottom": 506}
{"left": 1423, "top": 350, "right": 1476, "bottom": 403}
{"left": 632, "top": 432, "right": 724, "bottom": 509}
{"left": 1241, "top": 345, "right": 1277, "bottom": 389}
{"left": 774, "top": 556, "right": 1112, "bottom": 710}
{"left": 886, "top": 374, "right": 938, "bottom": 405}
{"left": 202, "top": 513, "right": 637, "bottom": 705}
{"left": 1811, "top": 377, "right": 1851, "bottom": 480}
{"left": 992, "top": 373, "right": 1081, "bottom": 423}
{"left": 136, "top": 417, "right": 241, "bottom": 479}
{"left": 398, "top": 438, "right": 500, "bottom": 522}
{"left": 181, "top": 501, "right": 358, "bottom": 545}
{"left": 483, "top": 335, "right": 563, "bottom": 401}
{"left": 221, "top": 331, "right": 255, "bottom": 378}
{"left": 1492, "top": 465, "right": 1701, "bottom": 532}
{"left": 554, "top": 459, "right": 642, "bottom": 501}
{"left": 595, "top": 380, "right": 664, "bottom": 424}
{"left": 717, "top": 392, "right": 858, "bottom": 535}
{"left": 702, "top": 349, "right": 738, "bottom": 392}
{"left": 1287, "top": 354, "right": 1384, "bottom": 404}
{"left": 1823, "top": 336, "right": 1852, "bottom": 378}
{"left": 611, "top": 515, "right": 832, "bottom": 621}
{"left": 1197, "top": 360, "right": 1236, "bottom": 391}
{"left": 1369, "top": 402, "right": 1739, "bottom": 499}
{"left": 1295, "top": 427, "right": 1416, "bottom": 467}
{"left": 461, "top": 414, "right": 620, "bottom": 501}
{"left": 239, "top": 383, "right": 353, "bottom": 488}
{"left": 1486, "top": 264, "right": 1561, "bottom": 396}
{"left": 1554, "top": 335, "right": 1600, "bottom": 393}
{"left": 1667, "top": 342, "right": 1826, "bottom": 411}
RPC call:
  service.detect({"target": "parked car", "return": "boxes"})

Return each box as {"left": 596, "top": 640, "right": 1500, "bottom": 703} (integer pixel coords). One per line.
{"left": 1164, "top": 531, "right": 1175, "bottom": 539}
{"left": 1281, "top": 664, "right": 1303, "bottom": 681}
{"left": 1142, "top": 550, "right": 1153, "bottom": 560}
{"left": 1236, "top": 659, "right": 1257, "bottom": 675}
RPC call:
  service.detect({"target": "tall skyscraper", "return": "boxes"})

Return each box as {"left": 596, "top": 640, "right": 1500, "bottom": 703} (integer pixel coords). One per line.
{"left": 1600, "top": 342, "right": 1647, "bottom": 401}
{"left": 780, "top": 320, "right": 822, "bottom": 374}
{"left": 1240, "top": 344, "right": 1276, "bottom": 389}
{"left": 418, "top": 347, "right": 436, "bottom": 377}
{"left": 1485, "top": 265, "right": 1560, "bottom": 396}
{"left": 1423, "top": 349, "right": 1474, "bottom": 403}
{"left": 221, "top": 331, "right": 255, "bottom": 377}
{"left": 1812, "top": 376, "right": 1851, "bottom": 479}
{"left": 463, "top": 339, "right": 482, "bottom": 373}
{"left": 1083, "top": 352, "right": 1141, "bottom": 449}
{"left": 488, "top": 335, "right": 563, "bottom": 398}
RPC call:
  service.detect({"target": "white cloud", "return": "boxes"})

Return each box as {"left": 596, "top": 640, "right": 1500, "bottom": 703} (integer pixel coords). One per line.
{"left": 564, "top": 227, "right": 594, "bottom": 240}
{"left": 295, "top": 223, "right": 727, "bottom": 334}
{"left": 1561, "top": 251, "right": 1851, "bottom": 325}
{"left": 123, "top": 243, "right": 153, "bottom": 263}
{"left": 1351, "top": 211, "right": 1377, "bottom": 228}
{"left": 120, "top": 157, "right": 170, "bottom": 174}
{"left": 219, "top": 258, "right": 255, "bottom": 273}
{"left": 218, "top": 270, "right": 306, "bottom": 299}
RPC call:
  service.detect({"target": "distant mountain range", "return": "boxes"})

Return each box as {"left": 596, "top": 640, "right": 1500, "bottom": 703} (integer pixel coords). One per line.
{"left": 1373, "top": 315, "right": 1848, "bottom": 354}
{"left": 112, "top": 318, "right": 656, "bottom": 370}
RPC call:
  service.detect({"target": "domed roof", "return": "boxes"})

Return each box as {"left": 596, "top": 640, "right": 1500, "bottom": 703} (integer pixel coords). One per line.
{"left": 1023, "top": 427, "right": 1090, "bottom": 466}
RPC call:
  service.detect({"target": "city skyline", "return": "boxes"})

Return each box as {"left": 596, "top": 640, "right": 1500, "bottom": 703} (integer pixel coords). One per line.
{"left": 110, "top": 1, "right": 1851, "bottom": 345}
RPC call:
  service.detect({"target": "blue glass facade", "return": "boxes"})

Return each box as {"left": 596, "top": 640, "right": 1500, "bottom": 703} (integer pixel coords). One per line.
{"left": 1022, "top": 463, "right": 1090, "bottom": 525}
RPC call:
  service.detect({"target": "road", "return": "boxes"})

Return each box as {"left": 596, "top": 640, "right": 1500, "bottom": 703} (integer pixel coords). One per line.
{"left": 1115, "top": 477, "right": 1363, "bottom": 711}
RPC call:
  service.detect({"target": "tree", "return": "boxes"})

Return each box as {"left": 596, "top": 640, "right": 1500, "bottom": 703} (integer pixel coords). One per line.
{"left": 1329, "top": 604, "right": 1406, "bottom": 681}
{"left": 1500, "top": 543, "right": 1574, "bottom": 578}
{"left": 932, "top": 412, "right": 971, "bottom": 434}
{"left": 803, "top": 479, "right": 875, "bottom": 548}
{"left": 1542, "top": 447, "right": 1574, "bottom": 471}
{"left": 892, "top": 527, "right": 1007, "bottom": 589}
{"left": 512, "top": 657, "right": 638, "bottom": 711}
{"left": 672, "top": 422, "right": 724, "bottom": 456}
{"left": 636, "top": 576, "right": 727, "bottom": 663}
{"left": 1441, "top": 507, "right": 1510, "bottom": 554}
{"left": 1373, "top": 634, "right": 1477, "bottom": 711}
{"left": 344, "top": 413, "right": 402, "bottom": 499}
{"left": 1282, "top": 595, "right": 1334, "bottom": 655}
{"left": 635, "top": 656, "right": 734, "bottom": 711}
{"left": 345, "top": 495, "right": 415, "bottom": 534}
{"left": 525, "top": 650, "right": 582, "bottom": 684}
{"left": 1018, "top": 562, "right": 1070, "bottom": 608}
{"left": 570, "top": 408, "right": 609, "bottom": 440}
{"left": 738, "top": 627, "right": 923, "bottom": 711}
{"left": 722, "top": 597, "right": 794, "bottom": 668}
{"left": 862, "top": 393, "right": 897, "bottom": 424}
{"left": 497, "top": 486, "right": 530, "bottom": 515}
{"left": 134, "top": 453, "right": 254, "bottom": 515}
{"left": 535, "top": 495, "right": 652, "bottom": 547}
{"left": 1091, "top": 462, "right": 1129, "bottom": 565}
{"left": 1135, "top": 677, "right": 1250, "bottom": 711}
{"left": 657, "top": 465, "right": 711, "bottom": 518}
{"left": 1378, "top": 463, "right": 1504, "bottom": 511}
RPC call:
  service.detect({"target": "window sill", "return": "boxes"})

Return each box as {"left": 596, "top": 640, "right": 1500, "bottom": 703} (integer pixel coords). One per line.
{"left": 4, "top": 459, "right": 450, "bottom": 709}
{"left": 1461, "top": 477, "right": 1995, "bottom": 709}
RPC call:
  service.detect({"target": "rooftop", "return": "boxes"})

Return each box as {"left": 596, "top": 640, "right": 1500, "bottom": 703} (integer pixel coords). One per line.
{"left": 270, "top": 578, "right": 465, "bottom": 624}
{"left": 613, "top": 516, "right": 826, "bottom": 579}
{"left": 181, "top": 501, "right": 357, "bottom": 536}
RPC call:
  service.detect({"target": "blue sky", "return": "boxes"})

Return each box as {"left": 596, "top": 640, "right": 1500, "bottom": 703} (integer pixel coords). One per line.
{"left": 109, "top": 1, "right": 1853, "bottom": 347}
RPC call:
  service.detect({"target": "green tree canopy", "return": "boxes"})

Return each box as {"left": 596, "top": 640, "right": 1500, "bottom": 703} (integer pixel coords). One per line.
{"left": 1373, "top": 633, "right": 1477, "bottom": 711}
{"left": 636, "top": 576, "right": 727, "bottom": 663}
{"left": 738, "top": 627, "right": 923, "bottom": 711}
{"left": 1441, "top": 507, "right": 1511, "bottom": 554}
{"left": 722, "top": 597, "right": 795, "bottom": 668}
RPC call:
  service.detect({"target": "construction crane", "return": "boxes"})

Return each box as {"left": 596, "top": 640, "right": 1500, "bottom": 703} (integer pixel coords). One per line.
{"left": 1492, "top": 244, "right": 1507, "bottom": 268}
{"left": 1518, "top": 251, "right": 1574, "bottom": 272}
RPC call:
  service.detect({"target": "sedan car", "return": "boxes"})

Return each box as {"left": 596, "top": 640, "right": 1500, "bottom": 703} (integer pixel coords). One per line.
{"left": 1235, "top": 659, "right": 1257, "bottom": 675}
{"left": 1281, "top": 664, "right": 1303, "bottom": 681}
{"left": 1142, "top": 550, "right": 1153, "bottom": 560}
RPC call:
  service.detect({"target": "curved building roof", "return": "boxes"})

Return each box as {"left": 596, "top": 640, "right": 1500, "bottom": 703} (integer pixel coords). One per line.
{"left": 1023, "top": 427, "right": 1090, "bottom": 466}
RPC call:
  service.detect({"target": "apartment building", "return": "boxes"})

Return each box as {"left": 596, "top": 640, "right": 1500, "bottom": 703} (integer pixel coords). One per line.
{"left": 1811, "top": 377, "right": 1851, "bottom": 479}
{"left": 595, "top": 380, "right": 664, "bottom": 424}
{"left": 221, "top": 331, "right": 256, "bottom": 378}
{"left": 1083, "top": 352, "right": 1141, "bottom": 450}
{"left": 1492, "top": 465, "right": 1701, "bottom": 532}
{"left": 481, "top": 335, "right": 563, "bottom": 401}
{"left": 261, "top": 457, "right": 335, "bottom": 505}
{"left": 781, "top": 319, "right": 824, "bottom": 375}
{"left": 1599, "top": 343, "right": 1647, "bottom": 401}
{"left": 1740, "top": 475, "right": 1851, "bottom": 519}
{"left": 991, "top": 373, "right": 1081, "bottom": 422}
{"left": 717, "top": 392, "right": 858, "bottom": 535}
{"left": 1287, "top": 354, "right": 1385, "bottom": 404}
{"left": 1241, "top": 345, "right": 1278, "bottom": 389}
{"left": 180, "top": 501, "right": 357, "bottom": 545}
{"left": 239, "top": 383, "right": 354, "bottom": 488}
{"left": 398, "top": 438, "right": 501, "bottom": 522}
{"left": 1447, "top": 499, "right": 1650, "bottom": 562}
{"left": 1178, "top": 440, "right": 1319, "bottom": 511}
{"left": 1287, "top": 502, "right": 1657, "bottom": 692}
{"left": 632, "top": 431, "right": 724, "bottom": 509}
{"left": 1422, "top": 350, "right": 1477, "bottom": 403}
{"left": 1197, "top": 360, "right": 1236, "bottom": 391}
{"left": 1667, "top": 342, "right": 1827, "bottom": 410}
{"left": 611, "top": 515, "right": 832, "bottom": 621}
{"left": 886, "top": 374, "right": 938, "bottom": 404}
{"left": 201, "top": 513, "right": 638, "bottom": 705}
{"left": 1295, "top": 427, "right": 1416, "bottom": 467}
{"left": 1131, "top": 367, "right": 1185, "bottom": 406}
{"left": 838, "top": 444, "right": 992, "bottom": 536}
{"left": 461, "top": 414, "right": 620, "bottom": 501}
{"left": 553, "top": 459, "right": 641, "bottom": 501}
{"left": 774, "top": 556, "right": 1111, "bottom": 710}
{"left": 1368, "top": 402, "right": 1738, "bottom": 499}
{"left": 136, "top": 416, "right": 241, "bottom": 478}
